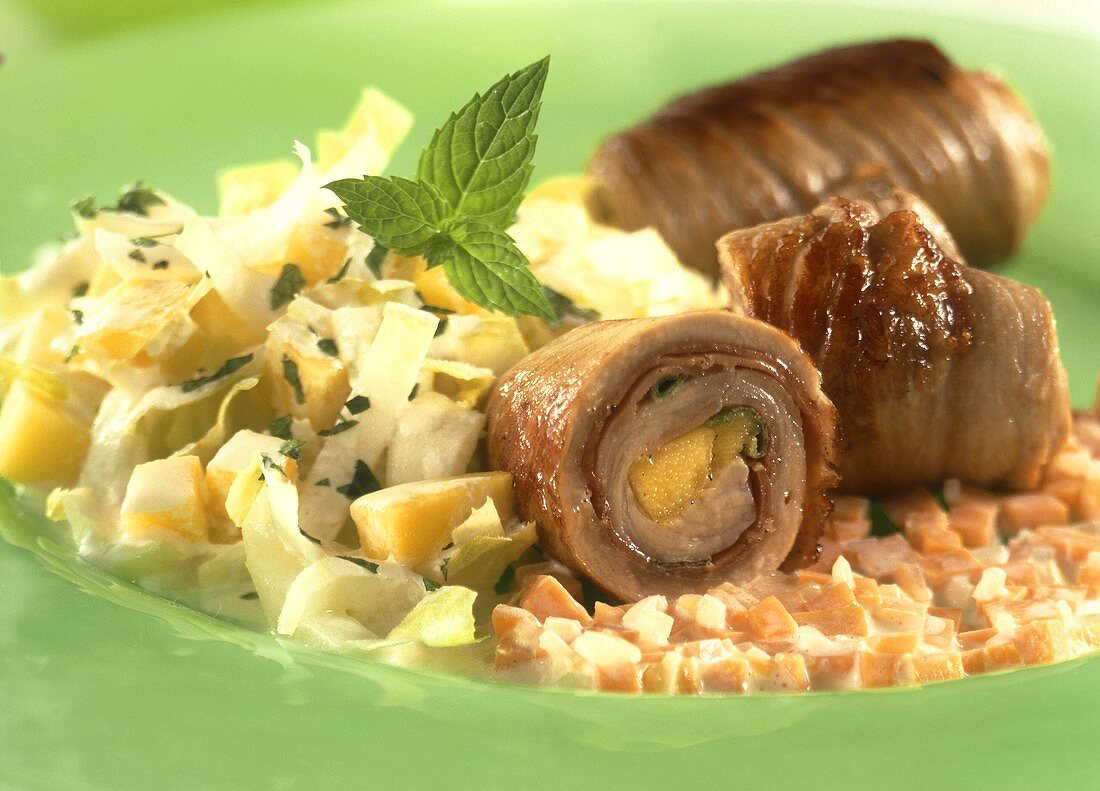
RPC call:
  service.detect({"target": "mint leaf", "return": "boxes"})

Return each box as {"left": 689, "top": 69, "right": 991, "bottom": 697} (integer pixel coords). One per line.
{"left": 417, "top": 57, "right": 548, "bottom": 226}
{"left": 326, "top": 176, "right": 450, "bottom": 255}
{"left": 442, "top": 225, "right": 554, "bottom": 321}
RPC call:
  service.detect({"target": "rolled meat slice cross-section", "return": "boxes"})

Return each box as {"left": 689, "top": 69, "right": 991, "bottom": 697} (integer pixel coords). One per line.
{"left": 587, "top": 39, "right": 1050, "bottom": 276}
{"left": 486, "top": 311, "right": 837, "bottom": 601}
{"left": 718, "top": 195, "right": 1071, "bottom": 496}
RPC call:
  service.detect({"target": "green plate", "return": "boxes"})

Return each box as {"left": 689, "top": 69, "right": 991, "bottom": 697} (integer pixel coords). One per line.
{"left": 1, "top": 2, "right": 1098, "bottom": 789}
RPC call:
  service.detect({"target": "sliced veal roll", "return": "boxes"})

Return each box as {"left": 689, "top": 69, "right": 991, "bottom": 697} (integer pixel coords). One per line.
{"left": 718, "top": 195, "right": 1071, "bottom": 496}
{"left": 587, "top": 39, "right": 1049, "bottom": 276}
{"left": 486, "top": 311, "right": 837, "bottom": 601}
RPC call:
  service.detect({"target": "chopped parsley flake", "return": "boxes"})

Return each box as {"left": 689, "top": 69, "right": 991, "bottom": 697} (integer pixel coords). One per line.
{"left": 278, "top": 438, "right": 305, "bottom": 461}
{"left": 345, "top": 395, "right": 371, "bottom": 414}
{"left": 271, "top": 263, "right": 306, "bottom": 310}
{"left": 365, "top": 243, "right": 388, "bottom": 278}
{"left": 72, "top": 282, "right": 89, "bottom": 298}
{"left": 408, "top": 383, "right": 420, "bottom": 401}
{"left": 344, "top": 557, "right": 380, "bottom": 573}
{"left": 128, "top": 249, "right": 147, "bottom": 263}
{"left": 71, "top": 196, "right": 97, "bottom": 219}
{"left": 336, "top": 460, "right": 381, "bottom": 500}
{"left": 327, "top": 258, "right": 353, "bottom": 283}
{"left": 315, "top": 478, "right": 331, "bottom": 487}
{"left": 281, "top": 355, "right": 305, "bottom": 404}
{"left": 269, "top": 415, "right": 293, "bottom": 441}
{"left": 423, "top": 577, "right": 442, "bottom": 592}
{"left": 318, "top": 420, "right": 359, "bottom": 437}
{"left": 316, "top": 338, "right": 339, "bottom": 357}
{"left": 322, "top": 207, "right": 352, "bottom": 229}
{"left": 130, "top": 236, "right": 159, "bottom": 248}
{"left": 70, "top": 309, "right": 84, "bottom": 325}
{"left": 115, "top": 182, "right": 166, "bottom": 216}
{"left": 64, "top": 345, "right": 81, "bottom": 363}
{"left": 152, "top": 260, "right": 169, "bottom": 270}
{"left": 179, "top": 353, "right": 253, "bottom": 393}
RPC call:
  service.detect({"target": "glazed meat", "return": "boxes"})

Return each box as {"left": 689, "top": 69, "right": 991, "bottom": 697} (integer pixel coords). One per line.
{"left": 718, "top": 195, "right": 1071, "bottom": 495}
{"left": 486, "top": 311, "right": 837, "bottom": 601}
{"left": 587, "top": 39, "right": 1049, "bottom": 276}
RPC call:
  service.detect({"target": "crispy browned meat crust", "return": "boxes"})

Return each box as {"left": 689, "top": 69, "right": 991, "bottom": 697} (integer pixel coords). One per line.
{"left": 587, "top": 39, "right": 1049, "bottom": 276}
{"left": 486, "top": 311, "right": 837, "bottom": 601}
{"left": 718, "top": 196, "right": 1071, "bottom": 495}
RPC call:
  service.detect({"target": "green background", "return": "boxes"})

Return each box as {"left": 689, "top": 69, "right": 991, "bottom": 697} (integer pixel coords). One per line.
{"left": 1, "top": 2, "right": 1098, "bottom": 789}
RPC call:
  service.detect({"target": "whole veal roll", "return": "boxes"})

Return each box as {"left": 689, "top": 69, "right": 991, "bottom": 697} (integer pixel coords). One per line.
{"left": 486, "top": 311, "right": 837, "bottom": 601}
{"left": 587, "top": 38, "right": 1049, "bottom": 276}
{"left": 718, "top": 195, "right": 1071, "bottom": 496}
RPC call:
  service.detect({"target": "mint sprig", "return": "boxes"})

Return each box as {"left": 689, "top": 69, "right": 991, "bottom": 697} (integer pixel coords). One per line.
{"left": 326, "top": 57, "right": 555, "bottom": 322}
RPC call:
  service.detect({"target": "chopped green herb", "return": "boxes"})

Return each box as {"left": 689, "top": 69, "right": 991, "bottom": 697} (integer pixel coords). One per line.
{"left": 64, "top": 345, "right": 82, "bottom": 363}
{"left": 543, "top": 287, "right": 600, "bottom": 325}
{"left": 114, "top": 182, "right": 165, "bottom": 216}
{"left": 281, "top": 355, "right": 305, "bottom": 404}
{"left": 259, "top": 452, "right": 284, "bottom": 478}
{"left": 327, "top": 257, "right": 353, "bottom": 283}
{"left": 130, "top": 236, "right": 159, "bottom": 248}
{"left": 128, "top": 249, "right": 147, "bottom": 263}
{"left": 345, "top": 395, "right": 371, "bottom": 414}
{"left": 71, "top": 196, "right": 97, "bottom": 219}
{"left": 336, "top": 460, "right": 381, "bottom": 500}
{"left": 152, "top": 260, "right": 170, "bottom": 270}
{"left": 240, "top": 591, "right": 260, "bottom": 601}
{"left": 278, "top": 438, "right": 305, "bottom": 461}
{"left": 70, "top": 309, "right": 83, "bottom": 325}
{"left": 423, "top": 577, "right": 442, "bottom": 592}
{"left": 271, "top": 263, "right": 306, "bottom": 310}
{"left": 419, "top": 302, "right": 455, "bottom": 316}
{"left": 316, "top": 338, "right": 339, "bottom": 357}
{"left": 318, "top": 420, "right": 359, "bottom": 437}
{"left": 408, "top": 383, "right": 420, "bottom": 401}
{"left": 364, "top": 243, "right": 388, "bottom": 278}
{"left": 344, "top": 557, "right": 379, "bottom": 573}
{"left": 434, "top": 317, "right": 448, "bottom": 337}
{"left": 315, "top": 478, "right": 331, "bottom": 487}
{"left": 440, "top": 556, "right": 450, "bottom": 581}
{"left": 322, "top": 207, "right": 352, "bottom": 229}
{"left": 179, "top": 353, "right": 253, "bottom": 393}
{"left": 72, "top": 282, "right": 89, "bottom": 298}
{"left": 650, "top": 374, "right": 687, "bottom": 400}
{"left": 269, "top": 415, "right": 293, "bottom": 441}
{"left": 705, "top": 406, "right": 770, "bottom": 459}
{"left": 494, "top": 564, "right": 517, "bottom": 595}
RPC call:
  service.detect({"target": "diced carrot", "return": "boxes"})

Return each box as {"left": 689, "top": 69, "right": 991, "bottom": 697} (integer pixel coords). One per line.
{"left": 827, "top": 519, "right": 871, "bottom": 542}
{"left": 846, "top": 534, "right": 919, "bottom": 579}
{"left": 642, "top": 652, "right": 681, "bottom": 694}
{"left": 928, "top": 607, "right": 964, "bottom": 632}
{"left": 518, "top": 575, "right": 593, "bottom": 625}
{"left": 999, "top": 493, "right": 1070, "bottom": 535}
{"left": 910, "top": 652, "right": 965, "bottom": 683}
{"left": 948, "top": 502, "right": 998, "bottom": 548}
{"left": 833, "top": 496, "right": 871, "bottom": 523}
{"left": 1035, "top": 526, "right": 1100, "bottom": 564}
{"left": 922, "top": 614, "right": 957, "bottom": 650}
{"left": 595, "top": 662, "right": 642, "bottom": 693}
{"left": 677, "top": 656, "right": 703, "bottom": 694}
{"left": 868, "top": 632, "right": 921, "bottom": 654}
{"left": 772, "top": 653, "right": 811, "bottom": 692}
{"left": 958, "top": 627, "right": 997, "bottom": 649}
{"left": 894, "top": 563, "right": 932, "bottom": 602}
{"left": 795, "top": 570, "right": 834, "bottom": 587}
{"left": 853, "top": 577, "right": 882, "bottom": 610}
{"left": 873, "top": 601, "right": 926, "bottom": 632}
{"left": 593, "top": 601, "right": 625, "bottom": 626}
{"left": 791, "top": 604, "right": 870, "bottom": 637}
{"left": 805, "top": 650, "right": 858, "bottom": 689}
{"left": 1042, "top": 477, "right": 1082, "bottom": 511}
{"left": 747, "top": 596, "right": 799, "bottom": 641}
{"left": 882, "top": 489, "right": 948, "bottom": 539}
{"left": 1075, "top": 471, "right": 1100, "bottom": 520}
{"left": 943, "top": 480, "right": 999, "bottom": 509}
{"left": 806, "top": 582, "right": 857, "bottom": 611}
{"left": 1014, "top": 619, "right": 1073, "bottom": 665}
{"left": 859, "top": 652, "right": 902, "bottom": 689}
{"left": 699, "top": 656, "right": 750, "bottom": 693}
{"left": 983, "top": 640, "right": 1021, "bottom": 669}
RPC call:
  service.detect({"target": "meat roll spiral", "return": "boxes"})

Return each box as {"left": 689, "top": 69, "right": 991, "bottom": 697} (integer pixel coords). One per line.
{"left": 587, "top": 39, "right": 1050, "bottom": 276}
{"left": 718, "top": 195, "right": 1071, "bottom": 496}
{"left": 486, "top": 312, "right": 837, "bottom": 601}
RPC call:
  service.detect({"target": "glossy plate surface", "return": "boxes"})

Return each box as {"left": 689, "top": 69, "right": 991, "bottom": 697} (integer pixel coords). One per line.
{"left": 1, "top": 2, "right": 1098, "bottom": 788}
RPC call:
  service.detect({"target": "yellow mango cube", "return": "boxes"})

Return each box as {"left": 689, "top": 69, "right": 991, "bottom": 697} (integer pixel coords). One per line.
{"left": 120, "top": 455, "right": 210, "bottom": 543}
{"left": 206, "top": 430, "right": 297, "bottom": 539}
{"left": 217, "top": 160, "right": 298, "bottom": 216}
{"left": 350, "top": 472, "right": 515, "bottom": 565}
{"left": 0, "top": 379, "right": 90, "bottom": 486}
{"left": 264, "top": 344, "right": 350, "bottom": 431}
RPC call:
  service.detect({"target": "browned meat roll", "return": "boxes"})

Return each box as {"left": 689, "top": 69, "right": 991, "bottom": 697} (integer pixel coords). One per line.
{"left": 718, "top": 195, "right": 1071, "bottom": 496}
{"left": 486, "top": 311, "right": 837, "bottom": 601}
{"left": 587, "top": 39, "right": 1050, "bottom": 276}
